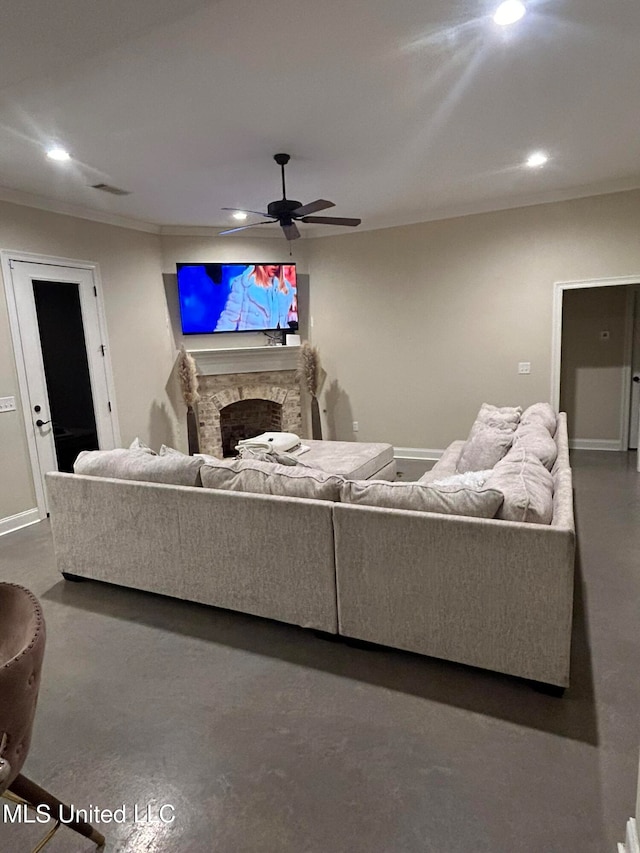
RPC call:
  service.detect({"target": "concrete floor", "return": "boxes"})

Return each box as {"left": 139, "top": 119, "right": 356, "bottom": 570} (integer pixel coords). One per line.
{"left": 0, "top": 450, "right": 639, "bottom": 852}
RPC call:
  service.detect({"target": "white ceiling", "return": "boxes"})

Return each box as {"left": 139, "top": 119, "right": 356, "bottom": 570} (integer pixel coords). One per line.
{"left": 1, "top": 0, "right": 639, "bottom": 237}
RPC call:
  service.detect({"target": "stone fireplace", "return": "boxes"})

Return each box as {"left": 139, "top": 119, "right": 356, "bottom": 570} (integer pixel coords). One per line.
{"left": 191, "top": 347, "right": 302, "bottom": 458}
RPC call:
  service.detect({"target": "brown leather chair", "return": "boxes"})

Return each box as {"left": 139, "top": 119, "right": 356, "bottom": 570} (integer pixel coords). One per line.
{"left": 0, "top": 582, "right": 105, "bottom": 850}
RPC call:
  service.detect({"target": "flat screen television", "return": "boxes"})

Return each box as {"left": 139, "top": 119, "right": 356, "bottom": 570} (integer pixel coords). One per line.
{"left": 177, "top": 262, "right": 298, "bottom": 334}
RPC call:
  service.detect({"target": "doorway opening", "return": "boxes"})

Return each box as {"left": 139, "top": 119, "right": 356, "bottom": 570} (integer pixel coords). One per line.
{"left": 33, "top": 280, "right": 100, "bottom": 471}
{"left": 552, "top": 276, "right": 640, "bottom": 466}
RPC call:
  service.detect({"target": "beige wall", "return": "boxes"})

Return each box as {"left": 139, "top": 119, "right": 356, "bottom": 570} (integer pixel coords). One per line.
{"left": 0, "top": 201, "right": 171, "bottom": 520}
{"left": 560, "top": 285, "right": 630, "bottom": 443}
{"left": 3, "top": 188, "right": 640, "bottom": 522}
{"left": 306, "top": 189, "right": 640, "bottom": 448}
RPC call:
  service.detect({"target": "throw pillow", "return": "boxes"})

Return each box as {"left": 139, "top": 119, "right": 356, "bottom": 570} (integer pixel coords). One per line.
{"left": 520, "top": 403, "right": 557, "bottom": 435}
{"left": 200, "top": 458, "right": 344, "bottom": 502}
{"left": 456, "top": 421, "right": 515, "bottom": 474}
{"left": 512, "top": 423, "right": 558, "bottom": 470}
{"left": 129, "top": 437, "right": 156, "bottom": 454}
{"left": 484, "top": 447, "right": 554, "bottom": 524}
{"left": 159, "top": 444, "right": 187, "bottom": 457}
{"left": 477, "top": 403, "right": 522, "bottom": 427}
{"left": 74, "top": 448, "right": 204, "bottom": 487}
{"left": 340, "top": 479, "right": 503, "bottom": 518}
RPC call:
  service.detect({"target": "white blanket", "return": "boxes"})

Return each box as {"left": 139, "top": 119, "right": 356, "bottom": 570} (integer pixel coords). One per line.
{"left": 236, "top": 432, "right": 301, "bottom": 453}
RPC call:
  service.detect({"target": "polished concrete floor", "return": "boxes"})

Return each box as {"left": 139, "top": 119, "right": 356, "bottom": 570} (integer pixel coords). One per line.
{"left": 1, "top": 450, "right": 639, "bottom": 852}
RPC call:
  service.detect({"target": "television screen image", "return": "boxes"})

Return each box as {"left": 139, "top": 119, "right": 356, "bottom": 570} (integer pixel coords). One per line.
{"left": 177, "top": 262, "right": 297, "bottom": 334}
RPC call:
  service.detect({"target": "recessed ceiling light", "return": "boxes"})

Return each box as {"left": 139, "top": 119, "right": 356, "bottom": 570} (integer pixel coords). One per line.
{"left": 46, "top": 147, "right": 71, "bottom": 162}
{"left": 493, "top": 0, "right": 526, "bottom": 26}
{"left": 232, "top": 211, "right": 248, "bottom": 221}
{"left": 526, "top": 151, "right": 549, "bottom": 168}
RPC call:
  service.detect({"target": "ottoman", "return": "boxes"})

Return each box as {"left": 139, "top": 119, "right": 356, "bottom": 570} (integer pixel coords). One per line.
{"left": 297, "top": 439, "right": 396, "bottom": 481}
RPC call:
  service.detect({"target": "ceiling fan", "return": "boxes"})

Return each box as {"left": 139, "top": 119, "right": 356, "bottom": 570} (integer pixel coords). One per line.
{"left": 218, "top": 153, "right": 362, "bottom": 241}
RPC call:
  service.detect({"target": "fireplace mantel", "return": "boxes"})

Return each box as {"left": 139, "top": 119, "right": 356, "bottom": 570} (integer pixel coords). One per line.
{"left": 189, "top": 345, "right": 300, "bottom": 376}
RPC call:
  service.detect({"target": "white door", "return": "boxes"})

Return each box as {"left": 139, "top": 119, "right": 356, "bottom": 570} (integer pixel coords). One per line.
{"left": 7, "top": 259, "right": 117, "bottom": 513}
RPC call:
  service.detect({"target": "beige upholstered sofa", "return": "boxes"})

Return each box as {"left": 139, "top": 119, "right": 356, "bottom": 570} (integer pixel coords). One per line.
{"left": 46, "top": 408, "right": 575, "bottom": 689}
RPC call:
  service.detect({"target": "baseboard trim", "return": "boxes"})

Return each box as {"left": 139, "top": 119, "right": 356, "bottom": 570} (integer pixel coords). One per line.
{"left": 0, "top": 508, "right": 41, "bottom": 537}
{"left": 620, "top": 818, "right": 640, "bottom": 853}
{"left": 569, "top": 438, "right": 623, "bottom": 451}
{"left": 394, "top": 447, "right": 444, "bottom": 462}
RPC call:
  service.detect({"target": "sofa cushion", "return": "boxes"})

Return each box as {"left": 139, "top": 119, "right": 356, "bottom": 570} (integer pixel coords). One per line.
{"left": 74, "top": 448, "right": 204, "bottom": 486}
{"left": 456, "top": 421, "right": 515, "bottom": 474}
{"left": 200, "top": 458, "right": 344, "bottom": 501}
{"left": 512, "top": 423, "right": 558, "bottom": 470}
{"left": 484, "top": 447, "right": 554, "bottom": 524}
{"left": 418, "top": 441, "right": 465, "bottom": 484}
{"left": 340, "top": 479, "right": 503, "bottom": 518}
{"left": 236, "top": 446, "right": 304, "bottom": 466}
{"left": 520, "top": 403, "right": 557, "bottom": 434}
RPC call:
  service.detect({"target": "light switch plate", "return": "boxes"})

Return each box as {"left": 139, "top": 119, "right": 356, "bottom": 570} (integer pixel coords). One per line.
{"left": 0, "top": 396, "right": 17, "bottom": 412}
{"left": 518, "top": 362, "right": 531, "bottom": 375}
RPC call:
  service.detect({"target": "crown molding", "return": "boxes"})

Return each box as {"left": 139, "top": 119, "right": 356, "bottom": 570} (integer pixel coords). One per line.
{"left": 0, "top": 185, "right": 161, "bottom": 234}
{"left": 1, "top": 176, "right": 639, "bottom": 241}
{"left": 159, "top": 224, "right": 282, "bottom": 238}
{"left": 307, "top": 177, "right": 640, "bottom": 239}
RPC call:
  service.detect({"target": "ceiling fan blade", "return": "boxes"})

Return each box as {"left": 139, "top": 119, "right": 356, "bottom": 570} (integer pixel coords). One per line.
{"left": 282, "top": 222, "right": 301, "bottom": 241}
{"left": 218, "top": 220, "right": 275, "bottom": 235}
{"left": 291, "top": 199, "right": 335, "bottom": 217}
{"left": 300, "top": 216, "right": 362, "bottom": 226}
{"left": 221, "top": 207, "right": 273, "bottom": 218}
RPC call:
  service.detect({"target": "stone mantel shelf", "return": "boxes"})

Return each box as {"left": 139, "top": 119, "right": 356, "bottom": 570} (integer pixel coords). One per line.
{"left": 189, "top": 345, "right": 301, "bottom": 376}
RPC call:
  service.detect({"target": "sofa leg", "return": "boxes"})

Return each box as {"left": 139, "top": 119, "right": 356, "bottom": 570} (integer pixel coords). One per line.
{"left": 530, "top": 680, "right": 566, "bottom": 698}
{"left": 61, "top": 572, "right": 85, "bottom": 583}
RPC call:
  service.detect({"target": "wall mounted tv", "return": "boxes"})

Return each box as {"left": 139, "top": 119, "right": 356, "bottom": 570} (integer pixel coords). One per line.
{"left": 177, "top": 262, "right": 298, "bottom": 334}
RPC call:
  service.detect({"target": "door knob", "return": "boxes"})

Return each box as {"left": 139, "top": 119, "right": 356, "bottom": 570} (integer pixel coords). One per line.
{"left": 35, "top": 419, "right": 51, "bottom": 427}
{"left": 634, "top": 376, "right": 640, "bottom": 384}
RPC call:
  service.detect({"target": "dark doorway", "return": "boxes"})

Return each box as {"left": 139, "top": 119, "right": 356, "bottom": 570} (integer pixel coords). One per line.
{"left": 32, "top": 280, "right": 99, "bottom": 472}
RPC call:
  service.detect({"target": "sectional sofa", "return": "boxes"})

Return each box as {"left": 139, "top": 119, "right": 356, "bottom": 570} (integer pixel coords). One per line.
{"left": 46, "top": 404, "right": 575, "bottom": 689}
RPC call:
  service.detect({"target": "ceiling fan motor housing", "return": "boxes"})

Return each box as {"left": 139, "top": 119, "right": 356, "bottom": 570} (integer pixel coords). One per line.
{"left": 267, "top": 199, "right": 302, "bottom": 218}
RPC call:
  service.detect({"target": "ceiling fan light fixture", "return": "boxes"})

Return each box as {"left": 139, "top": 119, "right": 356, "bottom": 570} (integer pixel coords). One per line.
{"left": 493, "top": 0, "right": 526, "bottom": 26}
{"left": 232, "top": 211, "right": 248, "bottom": 220}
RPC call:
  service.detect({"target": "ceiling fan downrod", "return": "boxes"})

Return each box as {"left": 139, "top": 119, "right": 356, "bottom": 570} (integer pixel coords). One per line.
{"left": 274, "top": 153, "right": 290, "bottom": 199}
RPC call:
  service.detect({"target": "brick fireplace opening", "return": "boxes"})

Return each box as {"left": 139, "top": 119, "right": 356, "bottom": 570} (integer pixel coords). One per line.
{"left": 219, "top": 399, "right": 282, "bottom": 457}
{"left": 197, "top": 368, "right": 302, "bottom": 458}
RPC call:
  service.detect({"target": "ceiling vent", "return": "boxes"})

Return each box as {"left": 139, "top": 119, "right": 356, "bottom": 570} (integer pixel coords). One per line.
{"left": 90, "top": 183, "right": 131, "bottom": 196}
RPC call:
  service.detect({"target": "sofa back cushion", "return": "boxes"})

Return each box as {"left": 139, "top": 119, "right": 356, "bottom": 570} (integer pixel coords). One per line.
{"left": 200, "top": 458, "right": 344, "bottom": 501}
{"left": 74, "top": 448, "right": 204, "bottom": 486}
{"left": 484, "top": 447, "right": 554, "bottom": 524}
{"left": 456, "top": 420, "right": 516, "bottom": 474}
{"left": 520, "top": 402, "right": 557, "bottom": 434}
{"left": 340, "top": 479, "right": 503, "bottom": 518}
{"left": 512, "top": 423, "right": 558, "bottom": 470}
